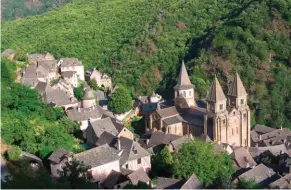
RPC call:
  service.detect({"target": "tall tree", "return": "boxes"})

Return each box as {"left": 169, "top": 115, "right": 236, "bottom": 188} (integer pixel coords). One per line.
{"left": 108, "top": 86, "right": 132, "bottom": 113}
{"left": 172, "top": 141, "right": 235, "bottom": 187}
{"left": 58, "top": 159, "right": 96, "bottom": 189}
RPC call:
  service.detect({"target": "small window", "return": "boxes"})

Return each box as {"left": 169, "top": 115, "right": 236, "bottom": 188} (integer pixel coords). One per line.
{"left": 236, "top": 127, "right": 238, "bottom": 134}
{"left": 241, "top": 99, "right": 244, "bottom": 105}
{"left": 177, "top": 91, "right": 179, "bottom": 97}
{"left": 125, "top": 164, "right": 128, "bottom": 169}
{"left": 223, "top": 119, "right": 226, "bottom": 124}
{"left": 232, "top": 128, "right": 234, "bottom": 135}
{"left": 137, "top": 158, "right": 141, "bottom": 164}
{"left": 244, "top": 113, "right": 247, "bottom": 118}
{"left": 117, "top": 185, "right": 121, "bottom": 188}
{"left": 233, "top": 112, "right": 235, "bottom": 116}
{"left": 220, "top": 104, "right": 223, "bottom": 110}
{"left": 189, "top": 91, "right": 191, "bottom": 96}
{"left": 183, "top": 91, "right": 186, "bottom": 97}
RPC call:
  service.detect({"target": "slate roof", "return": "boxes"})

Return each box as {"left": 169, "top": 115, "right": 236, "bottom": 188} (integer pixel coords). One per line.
{"left": 155, "top": 177, "right": 184, "bottom": 189}
{"left": 260, "top": 128, "right": 291, "bottom": 141}
{"left": 174, "top": 61, "right": 194, "bottom": 90}
{"left": 100, "top": 170, "right": 128, "bottom": 188}
{"left": 28, "top": 53, "right": 54, "bottom": 63}
{"left": 206, "top": 76, "right": 226, "bottom": 102}
{"left": 127, "top": 168, "right": 150, "bottom": 185}
{"left": 37, "top": 60, "right": 57, "bottom": 73}
{"left": 59, "top": 58, "right": 82, "bottom": 67}
{"left": 96, "top": 90, "right": 108, "bottom": 101}
{"left": 66, "top": 105, "right": 103, "bottom": 121}
{"left": 43, "top": 89, "right": 78, "bottom": 106}
{"left": 74, "top": 144, "right": 119, "bottom": 168}
{"left": 96, "top": 131, "right": 117, "bottom": 146}
{"left": 163, "top": 116, "right": 182, "bottom": 125}
{"left": 253, "top": 124, "right": 276, "bottom": 134}
{"left": 35, "top": 81, "right": 49, "bottom": 95}
{"left": 238, "top": 164, "right": 276, "bottom": 185}
{"left": 48, "top": 148, "right": 70, "bottom": 164}
{"left": 115, "top": 137, "right": 150, "bottom": 165}
{"left": 146, "top": 131, "right": 180, "bottom": 148}
{"left": 61, "top": 71, "right": 75, "bottom": 78}
{"left": 232, "top": 147, "right": 257, "bottom": 168}
{"left": 248, "top": 144, "right": 288, "bottom": 157}
{"left": 89, "top": 117, "right": 119, "bottom": 138}
{"left": 157, "top": 106, "right": 179, "bottom": 118}
{"left": 228, "top": 72, "right": 247, "bottom": 97}
{"left": 269, "top": 173, "right": 291, "bottom": 189}
{"left": 180, "top": 173, "right": 203, "bottom": 189}
{"left": 170, "top": 135, "right": 193, "bottom": 151}
{"left": 21, "top": 151, "right": 42, "bottom": 163}
{"left": 83, "top": 88, "right": 96, "bottom": 100}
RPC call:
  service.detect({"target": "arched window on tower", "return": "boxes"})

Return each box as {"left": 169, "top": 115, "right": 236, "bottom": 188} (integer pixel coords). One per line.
{"left": 232, "top": 128, "right": 234, "bottom": 135}
{"left": 236, "top": 127, "right": 238, "bottom": 134}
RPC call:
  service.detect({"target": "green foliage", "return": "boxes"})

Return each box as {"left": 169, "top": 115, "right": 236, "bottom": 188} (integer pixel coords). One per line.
{"left": 1, "top": 159, "right": 95, "bottom": 189}
{"left": 88, "top": 79, "right": 98, "bottom": 91}
{"left": 237, "top": 178, "right": 262, "bottom": 189}
{"left": 58, "top": 159, "right": 96, "bottom": 189}
{"left": 7, "top": 146, "right": 22, "bottom": 161}
{"left": 1, "top": 59, "right": 79, "bottom": 156}
{"left": 1, "top": 160, "right": 65, "bottom": 189}
{"left": 172, "top": 141, "right": 235, "bottom": 187}
{"left": 39, "top": 146, "right": 54, "bottom": 159}
{"left": 74, "top": 87, "right": 84, "bottom": 101}
{"left": 1, "top": 0, "right": 291, "bottom": 128}
{"left": 1, "top": 0, "right": 72, "bottom": 21}
{"left": 155, "top": 146, "right": 173, "bottom": 172}
{"left": 108, "top": 86, "right": 132, "bottom": 113}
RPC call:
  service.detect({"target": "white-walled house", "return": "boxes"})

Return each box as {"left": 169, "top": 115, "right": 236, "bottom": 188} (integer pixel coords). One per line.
{"left": 58, "top": 58, "right": 85, "bottom": 81}
{"left": 116, "top": 137, "right": 151, "bottom": 172}
{"left": 73, "top": 144, "right": 120, "bottom": 182}
{"left": 61, "top": 71, "right": 78, "bottom": 87}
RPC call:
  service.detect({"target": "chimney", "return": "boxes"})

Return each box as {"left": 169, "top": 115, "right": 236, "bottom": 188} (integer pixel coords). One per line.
{"left": 146, "top": 139, "right": 149, "bottom": 145}
{"left": 117, "top": 138, "right": 121, "bottom": 151}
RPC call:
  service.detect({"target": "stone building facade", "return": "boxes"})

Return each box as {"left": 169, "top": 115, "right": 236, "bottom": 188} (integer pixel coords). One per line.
{"left": 147, "top": 61, "right": 251, "bottom": 147}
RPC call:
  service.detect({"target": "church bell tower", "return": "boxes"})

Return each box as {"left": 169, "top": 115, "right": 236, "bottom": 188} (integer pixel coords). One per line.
{"left": 174, "top": 61, "right": 195, "bottom": 108}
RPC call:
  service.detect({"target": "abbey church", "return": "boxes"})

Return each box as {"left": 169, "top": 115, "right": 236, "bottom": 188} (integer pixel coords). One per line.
{"left": 147, "top": 62, "right": 251, "bottom": 147}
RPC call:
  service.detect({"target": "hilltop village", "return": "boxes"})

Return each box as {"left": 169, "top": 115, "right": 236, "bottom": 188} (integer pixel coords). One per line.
{"left": 1, "top": 50, "right": 291, "bottom": 189}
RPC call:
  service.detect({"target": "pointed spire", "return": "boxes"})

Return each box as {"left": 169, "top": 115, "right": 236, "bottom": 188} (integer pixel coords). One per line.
{"left": 206, "top": 76, "right": 226, "bottom": 102}
{"left": 228, "top": 72, "right": 247, "bottom": 97}
{"left": 174, "top": 60, "right": 194, "bottom": 90}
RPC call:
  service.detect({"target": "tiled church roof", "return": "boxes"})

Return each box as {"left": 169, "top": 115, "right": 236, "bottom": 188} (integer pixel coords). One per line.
{"left": 206, "top": 76, "right": 226, "bottom": 102}
{"left": 228, "top": 72, "right": 247, "bottom": 96}
{"left": 174, "top": 61, "right": 194, "bottom": 90}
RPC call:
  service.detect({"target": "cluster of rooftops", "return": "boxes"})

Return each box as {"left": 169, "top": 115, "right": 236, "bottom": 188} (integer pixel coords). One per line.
{"left": 2, "top": 49, "right": 291, "bottom": 189}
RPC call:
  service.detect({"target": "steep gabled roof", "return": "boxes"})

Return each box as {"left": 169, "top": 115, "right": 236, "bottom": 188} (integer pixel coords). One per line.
{"left": 174, "top": 61, "right": 194, "bottom": 90}
{"left": 228, "top": 72, "right": 247, "bottom": 97}
{"left": 206, "top": 76, "right": 226, "bottom": 102}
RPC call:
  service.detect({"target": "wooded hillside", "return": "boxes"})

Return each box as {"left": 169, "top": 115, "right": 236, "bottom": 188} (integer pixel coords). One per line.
{"left": 1, "top": 0, "right": 291, "bottom": 128}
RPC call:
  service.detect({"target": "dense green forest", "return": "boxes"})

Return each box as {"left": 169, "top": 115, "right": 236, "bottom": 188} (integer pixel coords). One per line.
{"left": 1, "top": 58, "right": 82, "bottom": 158}
{"left": 1, "top": 0, "right": 291, "bottom": 128}
{"left": 1, "top": 0, "right": 72, "bottom": 21}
